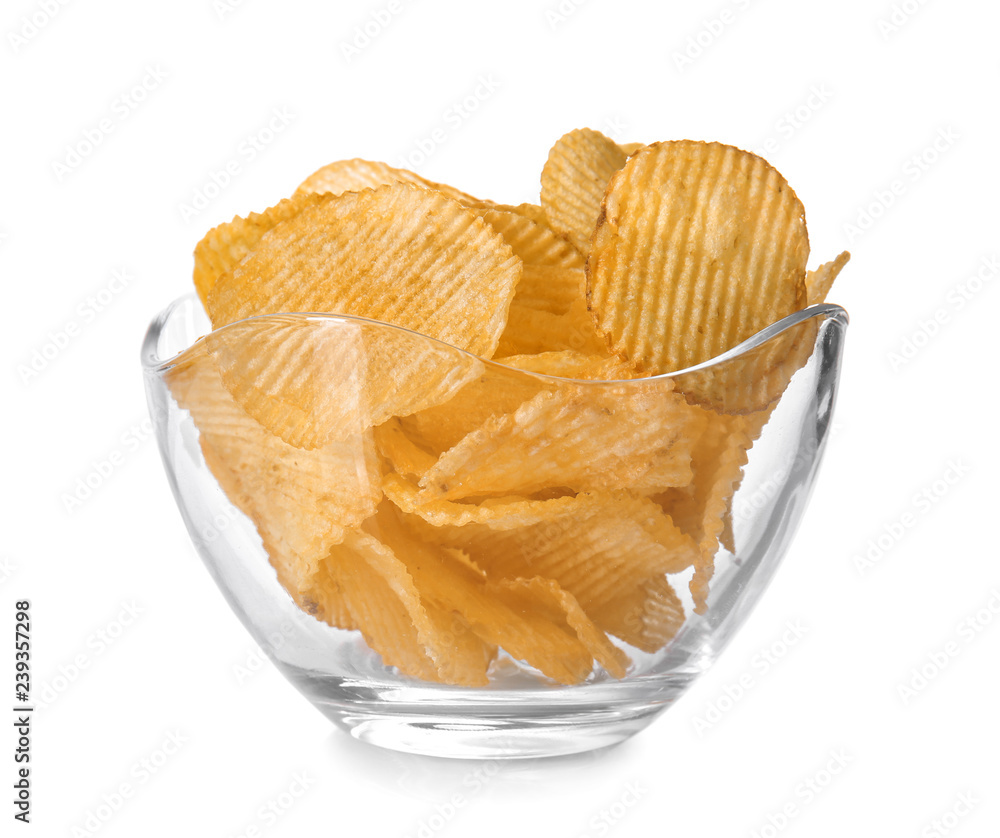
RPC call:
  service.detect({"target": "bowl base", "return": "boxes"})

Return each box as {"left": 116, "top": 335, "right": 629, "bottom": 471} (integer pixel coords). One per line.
{"left": 321, "top": 702, "right": 667, "bottom": 759}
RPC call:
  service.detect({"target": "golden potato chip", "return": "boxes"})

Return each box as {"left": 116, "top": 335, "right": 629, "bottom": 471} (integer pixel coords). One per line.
{"left": 619, "top": 142, "right": 645, "bottom": 155}
{"left": 540, "top": 128, "right": 629, "bottom": 254}
{"left": 418, "top": 382, "right": 704, "bottom": 500}
{"left": 193, "top": 193, "right": 323, "bottom": 308}
{"left": 496, "top": 297, "right": 609, "bottom": 357}
{"left": 165, "top": 346, "right": 381, "bottom": 602}
{"left": 397, "top": 361, "right": 554, "bottom": 454}
{"left": 587, "top": 574, "right": 685, "bottom": 653}
{"left": 398, "top": 489, "right": 697, "bottom": 618}
{"left": 383, "top": 472, "right": 579, "bottom": 529}
{"left": 293, "top": 157, "right": 481, "bottom": 205}
{"left": 587, "top": 141, "right": 809, "bottom": 395}
{"left": 373, "top": 418, "right": 438, "bottom": 479}
{"left": 206, "top": 315, "right": 484, "bottom": 449}
{"left": 207, "top": 183, "right": 521, "bottom": 360}
{"left": 806, "top": 251, "right": 850, "bottom": 305}
{"left": 471, "top": 205, "right": 584, "bottom": 271}
{"left": 496, "top": 577, "right": 629, "bottom": 680}
{"left": 311, "top": 529, "right": 494, "bottom": 685}
{"left": 368, "top": 506, "right": 627, "bottom": 682}
{"left": 653, "top": 407, "right": 755, "bottom": 612}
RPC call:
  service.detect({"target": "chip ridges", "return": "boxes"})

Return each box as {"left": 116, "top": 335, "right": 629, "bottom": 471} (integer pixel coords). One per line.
{"left": 541, "top": 128, "right": 630, "bottom": 254}
{"left": 587, "top": 140, "right": 809, "bottom": 377}
{"left": 208, "top": 183, "right": 522, "bottom": 359}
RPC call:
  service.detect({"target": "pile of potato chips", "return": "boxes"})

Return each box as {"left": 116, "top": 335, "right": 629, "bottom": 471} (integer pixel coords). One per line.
{"left": 167, "top": 128, "right": 848, "bottom": 686}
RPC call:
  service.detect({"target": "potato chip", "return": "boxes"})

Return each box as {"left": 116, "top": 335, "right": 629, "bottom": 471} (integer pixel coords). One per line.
{"left": 368, "top": 506, "right": 627, "bottom": 682}
{"left": 495, "top": 577, "right": 629, "bottom": 679}
{"left": 587, "top": 141, "right": 810, "bottom": 394}
{"left": 383, "top": 472, "right": 579, "bottom": 529}
{"left": 294, "top": 157, "right": 481, "bottom": 205}
{"left": 471, "top": 205, "right": 584, "bottom": 272}
{"left": 418, "top": 382, "right": 704, "bottom": 500}
{"left": 398, "top": 489, "right": 697, "bottom": 617}
{"left": 311, "top": 529, "right": 494, "bottom": 685}
{"left": 806, "top": 251, "right": 850, "bottom": 305}
{"left": 207, "top": 183, "right": 522, "bottom": 360}
{"left": 193, "top": 193, "right": 323, "bottom": 308}
{"left": 373, "top": 418, "right": 438, "bottom": 479}
{"left": 587, "top": 574, "right": 685, "bottom": 653}
{"left": 206, "top": 314, "right": 484, "bottom": 449}
{"left": 653, "top": 407, "right": 755, "bottom": 612}
{"left": 540, "top": 128, "right": 629, "bottom": 254}
{"left": 165, "top": 346, "right": 381, "bottom": 602}
{"left": 397, "top": 361, "right": 554, "bottom": 454}
{"left": 496, "top": 297, "right": 610, "bottom": 357}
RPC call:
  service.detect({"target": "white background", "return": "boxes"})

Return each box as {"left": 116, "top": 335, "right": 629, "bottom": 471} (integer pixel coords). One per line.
{"left": 3, "top": 0, "right": 999, "bottom": 835}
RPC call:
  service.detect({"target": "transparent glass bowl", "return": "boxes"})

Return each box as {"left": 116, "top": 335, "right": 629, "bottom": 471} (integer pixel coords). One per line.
{"left": 142, "top": 295, "right": 848, "bottom": 759}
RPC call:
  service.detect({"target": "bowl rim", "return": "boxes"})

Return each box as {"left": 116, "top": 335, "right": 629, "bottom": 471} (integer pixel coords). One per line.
{"left": 142, "top": 293, "right": 849, "bottom": 385}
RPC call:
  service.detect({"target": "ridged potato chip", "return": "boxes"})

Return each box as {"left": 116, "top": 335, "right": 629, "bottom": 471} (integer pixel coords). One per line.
{"left": 384, "top": 472, "right": 579, "bottom": 529}
{"left": 653, "top": 407, "right": 755, "bottom": 611}
{"left": 206, "top": 315, "right": 484, "bottom": 450}
{"left": 587, "top": 141, "right": 810, "bottom": 402}
{"left": 541, "top": 128, "right": 630, "bottom": 254}
{"left": 373, "top": 419, "right": 438, "bottom": 479}
{"left": 496, "top": 297, "right": 611, "bottom": 357}
{"left": 369, "top": 506, "right": 627, "bottom": 682}
{"left": 294, "top": 157, "right": 481, "bottom": 205}
{"left": 587, "top": 574, "right": 685, "bottom": 653}
{"left": 806, "top": 251, "right": 850, "bottom": 305}
{"left": 193, "top": 193, "right": 323, "bottom": 308}
{"left": 418, "top": 382, "right": 704, "bottom": 500}
{"left": 396, "top": 488, "right": 697, "bottom": 621}
{"left": 208, "top": 183, "right": 521, "bottom": 359}
{"left": 310, "top": 529, "right": 494, "bottom": 685}
{"left": 397, "top": 361, "right": 555, "bottom": 454}
{"left": 165, "top": 347, "right": 381, "bottom": 602}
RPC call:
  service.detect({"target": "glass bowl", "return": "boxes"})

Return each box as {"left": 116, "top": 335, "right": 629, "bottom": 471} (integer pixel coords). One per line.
{"left": 142, "top": 295, "right": 848, "bottom": 759}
